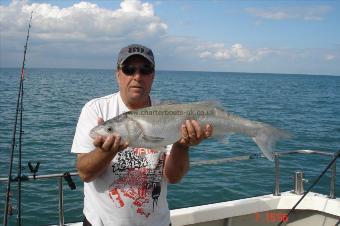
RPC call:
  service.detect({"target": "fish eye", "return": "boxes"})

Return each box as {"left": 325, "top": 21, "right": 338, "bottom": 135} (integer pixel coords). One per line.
{"left": 106, "top": 126, "right": 113, "bottom": 133}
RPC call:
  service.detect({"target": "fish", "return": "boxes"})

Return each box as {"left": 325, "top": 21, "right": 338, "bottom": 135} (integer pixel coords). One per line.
{"left": 89, "top": 101, "right": 291, "bottom": 161}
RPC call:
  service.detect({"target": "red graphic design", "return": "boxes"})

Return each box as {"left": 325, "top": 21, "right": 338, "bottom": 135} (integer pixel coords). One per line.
{"left": 108, "top": 148, "right": 164, "bottom": 217}
{"left": 109, "top": 189, "right": 124, "bottom": 207}
{"left": 133, "top": 147, "right": 158, "bottom": 155}
{"left": 109, "top": 168, "right": 150, "bottom": 215}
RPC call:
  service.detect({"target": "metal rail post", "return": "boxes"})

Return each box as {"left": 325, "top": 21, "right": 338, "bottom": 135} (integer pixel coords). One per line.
{"left": 274, "top": 153, "right": 280, "bottom": 196}
{"left": 330, "top": 153, "right": 337, "bottom": 199}
{"left": 58, "top": 177, "right": 64, "bottom": 226}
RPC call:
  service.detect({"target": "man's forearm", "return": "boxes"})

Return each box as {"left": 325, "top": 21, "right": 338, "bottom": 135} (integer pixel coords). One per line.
{"left": 77, "top": 134, "right": 127, "bottom": 182}
{"left": 163, "top": 142, "right": 190, "bottom": 184}
{"left": 77, "top": 148, "right": 117, "bottom": 182}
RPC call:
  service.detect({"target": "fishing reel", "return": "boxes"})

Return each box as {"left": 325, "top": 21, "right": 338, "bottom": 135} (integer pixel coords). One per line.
{"left": 63, "top": 172, "right": 76, "bottom": 190}
{"left": 28, "top": 161, "right": 40, "bottom": 179}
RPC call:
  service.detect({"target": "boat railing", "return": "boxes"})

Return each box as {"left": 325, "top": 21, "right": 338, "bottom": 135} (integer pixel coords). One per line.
{"left": 0, "top": 172, "right": 79, "bottom": 226}
{"left": 0, "top": 150, "right": 337, "bottom": 226}
{"left": 273, "top": 149, "right": 337, "bottom": 198}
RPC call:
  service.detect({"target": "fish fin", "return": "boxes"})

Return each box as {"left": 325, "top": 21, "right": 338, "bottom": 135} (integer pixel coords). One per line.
{"left": 192, "top": 100, "right": 227, "bottom": 112}
{"left": 193, "top": 100, "right": 220, "bottom": 107}
{"left": 252, "top": 126, "right": 291, "bottom": 161}
{"left": 142, "top": 134, "right": 165, "bottom": 143}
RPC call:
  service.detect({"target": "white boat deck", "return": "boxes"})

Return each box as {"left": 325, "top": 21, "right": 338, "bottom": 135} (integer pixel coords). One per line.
{"left": 170, "top": 191, "right": 339, "bottom": 226}
{"left": 66, "top": 191, "right": 340, "bottom": 226}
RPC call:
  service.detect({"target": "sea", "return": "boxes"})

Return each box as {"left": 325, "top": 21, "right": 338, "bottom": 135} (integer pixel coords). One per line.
{"left": 0, "top": 68, "right": 339, "bottom": 225}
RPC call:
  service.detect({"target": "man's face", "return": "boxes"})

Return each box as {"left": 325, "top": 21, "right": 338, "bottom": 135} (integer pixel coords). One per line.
{"left": 116, "top": 55, "right": 155, "bottom": 109}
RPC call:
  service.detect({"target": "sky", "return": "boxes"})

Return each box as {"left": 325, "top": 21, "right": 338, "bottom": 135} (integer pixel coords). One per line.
{"left": 0, "top": 0, "right": 339, "bottom": 75}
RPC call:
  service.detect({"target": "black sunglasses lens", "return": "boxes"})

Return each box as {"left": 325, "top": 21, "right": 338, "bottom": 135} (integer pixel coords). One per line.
{"left": 121, "top": 65, "right": 154, "bottom": 76}
{"left": 122, "top": 65, "right": 136, "bottom": 75}
{"left": 140, "top": 65, "right": 154, "bottom": 75}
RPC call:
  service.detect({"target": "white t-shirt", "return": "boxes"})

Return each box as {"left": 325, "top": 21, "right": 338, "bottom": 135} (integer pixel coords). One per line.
{"left": 71, "top": 92, "right": 171, "bottom": 226}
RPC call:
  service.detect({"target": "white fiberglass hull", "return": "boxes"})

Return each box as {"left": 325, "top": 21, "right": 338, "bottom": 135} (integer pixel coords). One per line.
{"left": 66, "top": 191, "right": 339, "bottom": 226}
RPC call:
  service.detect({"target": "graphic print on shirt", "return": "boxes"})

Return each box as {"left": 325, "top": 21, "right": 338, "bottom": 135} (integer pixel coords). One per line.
{"left": 108, "top": 147, "right": 165, "bottom": 218}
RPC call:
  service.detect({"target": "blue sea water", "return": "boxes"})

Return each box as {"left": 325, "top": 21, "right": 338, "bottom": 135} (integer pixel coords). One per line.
{"left": 0, "top": 68, "right": 339, "bottom": 225}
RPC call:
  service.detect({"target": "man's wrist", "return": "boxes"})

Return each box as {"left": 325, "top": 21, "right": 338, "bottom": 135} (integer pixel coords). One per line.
{"left": 96, "top": 146, "right": 117, "bottom": 156}
{"left": 173, "top": 141, "right": 190, "bottom": 151}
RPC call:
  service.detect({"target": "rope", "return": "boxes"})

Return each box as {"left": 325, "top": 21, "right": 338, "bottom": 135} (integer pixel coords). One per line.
{"left": 190, "top": 153, "right": 262, "bottom": 166}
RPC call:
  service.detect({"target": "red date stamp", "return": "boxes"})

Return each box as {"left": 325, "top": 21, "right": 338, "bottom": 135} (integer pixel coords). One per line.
{"left": 255, "top": 212, "right": 288, "bottom": 223}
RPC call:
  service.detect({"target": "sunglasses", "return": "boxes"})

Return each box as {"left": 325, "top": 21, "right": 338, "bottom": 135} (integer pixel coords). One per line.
{"left": 120, "top": 64, "right": 154, "bottom": 76}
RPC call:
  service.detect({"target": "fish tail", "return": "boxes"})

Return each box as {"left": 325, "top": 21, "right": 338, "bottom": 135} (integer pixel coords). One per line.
{"left": 252, "top": 125, "right": 291, "bottom": 161}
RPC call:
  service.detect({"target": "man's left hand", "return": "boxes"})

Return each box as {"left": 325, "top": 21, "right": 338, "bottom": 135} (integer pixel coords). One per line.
{"left": 177, "top": 120, "right": 213, "bottom": 147}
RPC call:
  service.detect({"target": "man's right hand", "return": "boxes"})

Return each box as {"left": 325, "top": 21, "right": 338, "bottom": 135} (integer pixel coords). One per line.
{"left": 92, "top": 117, "right": 128, "bottom": 154}
{"left": 93, "top": 134, "right": 128, "bottom": 154}
{"left": 76, "top": 118, "right": 128, "bottom": 182}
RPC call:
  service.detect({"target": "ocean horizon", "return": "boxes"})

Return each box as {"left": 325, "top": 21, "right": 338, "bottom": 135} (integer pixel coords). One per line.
{"left": 1, "top": 67, "right": 339, "bottom": 77}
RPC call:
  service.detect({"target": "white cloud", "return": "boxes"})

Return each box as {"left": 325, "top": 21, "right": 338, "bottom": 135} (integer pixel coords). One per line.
{"left": 0, "top": 0, "right": 167, "bottom": 42}
{"left": 324, "top": 54, "right": 335, "bottom": 61}
{"left": 199, "top": 51, "right": 212, "bottom": 58}
{"left": 0, "top": 0, "right": 169, "bottom": 67}
{"left": 197, "top": 42, "right": 268, "bottom": 62}
{"left": 231, "top": 43, "right": 251, "bottom": 60}
{"left": 246, "top": 8, "right": 290, "bottom": 20}
{"left": 245, "top": 6, "right": 332, "bottom": 21}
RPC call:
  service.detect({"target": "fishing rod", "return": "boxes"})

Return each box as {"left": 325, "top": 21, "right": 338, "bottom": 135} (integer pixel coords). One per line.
{"left": 3, "top": 11, "right": 33, "bottom": 226}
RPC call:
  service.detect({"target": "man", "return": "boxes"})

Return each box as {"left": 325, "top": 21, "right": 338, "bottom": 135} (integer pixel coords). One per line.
{"left": 71, "top": 44, "right": 212, "bottom": 226}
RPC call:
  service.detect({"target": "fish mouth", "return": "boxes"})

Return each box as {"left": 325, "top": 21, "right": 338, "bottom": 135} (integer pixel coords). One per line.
{"left": 89, "top": 129, "right": 98, "bottom": 139}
